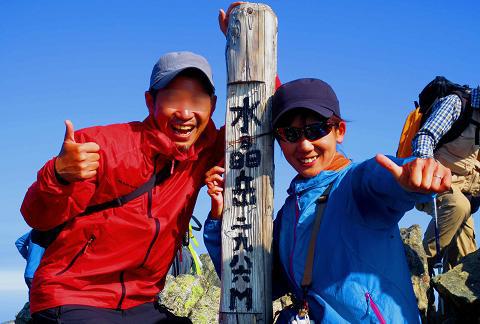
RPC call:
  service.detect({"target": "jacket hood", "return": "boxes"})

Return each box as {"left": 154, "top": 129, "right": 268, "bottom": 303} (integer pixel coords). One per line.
{"left": 142, "top": 115, "right": 219, "bottom": 162}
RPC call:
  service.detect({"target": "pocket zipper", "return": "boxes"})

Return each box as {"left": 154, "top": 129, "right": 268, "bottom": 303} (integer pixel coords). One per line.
{"left": 56, "top": 234, "right": 96, "bottom": 275}
{"left": 365, "top": 292, "right": 386, "bottom": 324}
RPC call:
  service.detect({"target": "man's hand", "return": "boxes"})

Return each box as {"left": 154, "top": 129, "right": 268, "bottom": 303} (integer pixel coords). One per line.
{"left": 54, "top": 120, "right": 101, "bottom": 183}
{"left": 375, "top": 154, "right": 451, "bottom": 193}
{"left": 205, "top": 165, "right": 225, "bottom": 220}
{"left": 218, "top": 2, "right": 245, "bottom": 36}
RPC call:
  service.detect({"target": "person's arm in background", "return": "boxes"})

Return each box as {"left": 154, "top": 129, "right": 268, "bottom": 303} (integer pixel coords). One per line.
{"left": 411, "top": 94, "right": 463, "bottom": 158}
{"left": 21, "top": 120, "right": 101, "bottom": 231}
{"left": 15, "top": 232, "right": 30, "bottom": 259}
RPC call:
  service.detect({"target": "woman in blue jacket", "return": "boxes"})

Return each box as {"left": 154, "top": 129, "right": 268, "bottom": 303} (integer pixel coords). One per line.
{"left": 204, "top": 78, "right": 451, "bottom": 323}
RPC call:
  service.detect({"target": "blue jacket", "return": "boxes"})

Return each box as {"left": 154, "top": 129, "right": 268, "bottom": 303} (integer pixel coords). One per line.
{"left": 15, "top": 231, "right": 45, "bottom": 286}
{"left": 204, "top": 157, "right": 429, "bottom": 323}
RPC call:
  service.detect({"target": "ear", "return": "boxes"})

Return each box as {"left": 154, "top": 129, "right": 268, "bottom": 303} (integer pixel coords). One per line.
{"left": 210, "top": 95, "right": 217, "bottom": 115}
{"left": 145, "top": 91, "right": 155, "bottom": 115}
{"left": 335, "top": 121, "right": 346, "bottom": 144}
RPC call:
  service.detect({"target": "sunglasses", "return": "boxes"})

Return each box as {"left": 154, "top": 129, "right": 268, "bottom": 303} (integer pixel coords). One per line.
{"left": 274, "top": 121, "right": 335, "bottom": 143}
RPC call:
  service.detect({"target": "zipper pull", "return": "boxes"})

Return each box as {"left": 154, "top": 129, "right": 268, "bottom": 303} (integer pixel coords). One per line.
{"left": 83, "top": 234, "right": 96, "bottom": 254}
{"left": 170, "top": 159, "right": 175, "bottom": 174}
{"left": 365, "top": 292, "right": 386, "bottom": 324}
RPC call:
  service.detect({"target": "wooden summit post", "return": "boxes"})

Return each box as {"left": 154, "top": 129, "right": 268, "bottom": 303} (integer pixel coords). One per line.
{"left": 221, "top": 3, "right": 277, "bottom": 323}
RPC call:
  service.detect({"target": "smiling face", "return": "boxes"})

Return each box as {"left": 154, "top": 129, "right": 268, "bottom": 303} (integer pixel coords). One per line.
{"left": 145, "top": 73, "right": 216, "bottom": 151}
{"left": 277, "top": 110, "right": 346, "bottom": 178}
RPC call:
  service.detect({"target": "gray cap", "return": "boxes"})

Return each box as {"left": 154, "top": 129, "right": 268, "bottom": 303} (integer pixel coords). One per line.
{"left": 149, "top": 51, "right": 214, "bottom": 93}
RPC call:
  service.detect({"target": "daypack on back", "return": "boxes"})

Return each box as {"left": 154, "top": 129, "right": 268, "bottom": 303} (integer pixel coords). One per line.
{"left": 396, "top": 76, "right": 473, "bottom": 158}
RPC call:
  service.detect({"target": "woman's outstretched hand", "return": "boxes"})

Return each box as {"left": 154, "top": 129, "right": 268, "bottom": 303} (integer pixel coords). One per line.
{"left": 375, "top": 154, "right": 451, "bottom": 194}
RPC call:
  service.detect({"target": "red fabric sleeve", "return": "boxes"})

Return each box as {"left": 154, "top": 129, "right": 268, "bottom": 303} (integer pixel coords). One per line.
{"left": 20, "top": 132, "right": 99, "bottom": 231}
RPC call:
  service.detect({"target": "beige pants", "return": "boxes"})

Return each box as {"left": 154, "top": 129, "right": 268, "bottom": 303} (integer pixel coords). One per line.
{"left": 417, "top": 185, "right": 477, "bottom": 270}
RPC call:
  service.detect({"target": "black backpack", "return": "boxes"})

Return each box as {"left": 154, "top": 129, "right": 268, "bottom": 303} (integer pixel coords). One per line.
{"left": 418, "top": 76, "right": 477, "bottom": 149}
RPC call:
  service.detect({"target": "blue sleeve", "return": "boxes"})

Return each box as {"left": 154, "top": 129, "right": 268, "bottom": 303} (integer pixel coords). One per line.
{"left": 351, "top": 156, "right": 433, "bottom": 227}
{"left": 203, "top": 213, "right": 222, "bottom": 278}
{"left": 24, "top": 239, "right": 45, "bottom": 280}
{"left": 15, "top": 232, "right": 30, "bottom": 260}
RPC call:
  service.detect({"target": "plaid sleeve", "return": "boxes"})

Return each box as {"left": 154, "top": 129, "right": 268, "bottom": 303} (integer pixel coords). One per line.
{"left": 412, "top": 94, "right": 462, "bottom": 158}
{"left": 472, "top": 87, "right": 480, "bottom": 109}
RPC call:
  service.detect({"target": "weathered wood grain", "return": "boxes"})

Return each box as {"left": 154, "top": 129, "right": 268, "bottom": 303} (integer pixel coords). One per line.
{"left": 220, "top": 3, "right": 277, "bottom": 323}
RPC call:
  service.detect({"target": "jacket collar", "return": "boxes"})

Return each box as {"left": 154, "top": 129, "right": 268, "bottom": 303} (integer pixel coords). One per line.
{"left": 287, "top": 163, "right": 352, "bottom": 196}
{"left": 141, "top": 115, "right": 219, "bottom": 163}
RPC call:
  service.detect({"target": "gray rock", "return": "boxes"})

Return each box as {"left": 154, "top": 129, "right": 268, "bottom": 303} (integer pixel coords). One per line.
{"left": 432, "top": 249, "right": 480, "bottom": 321}
{"left": 159, "top": 273, "right": 221, "bottom": 323}
{"left": 199, "top": 253, "right": 221, "bottom": 288}
{"left": 400, "top": 225, "right": 430, "bottom": 319}
{"left": 160, "top": 253, "right": 294, "bottom": 323}
{"left": 158, "top": 254, "right": 221, "bottom": 324}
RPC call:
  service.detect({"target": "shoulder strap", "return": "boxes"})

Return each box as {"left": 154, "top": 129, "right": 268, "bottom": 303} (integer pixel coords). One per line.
{"left": 436, "top": 90, "right": 474, "bottom": 149}
{"left": 32, "top": 162, "right": 173, "bottom": 248}
{"left": 80, "top": 163, "right": 171, "bottom": 216}
{"left": 301, "top": 182, "right": 334, "bottom": 289}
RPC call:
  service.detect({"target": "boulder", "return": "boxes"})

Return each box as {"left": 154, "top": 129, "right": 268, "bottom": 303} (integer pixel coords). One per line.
{"left": 199, "top": 253, "right": 221, "bottom": 288}
{"left": 400, "top": 225, "right": 430, "bottom": 319}
{"left": 158, "top": 254, "right": 221, "bottom": 324}
{"left": 160, "top": 253, "right": 294, "bottom": 323}
{"left": 158, "top": 274, "right": 220, "bottom": 324}
{"left": 432, "top": 249, "right": 480, "bottom": 322}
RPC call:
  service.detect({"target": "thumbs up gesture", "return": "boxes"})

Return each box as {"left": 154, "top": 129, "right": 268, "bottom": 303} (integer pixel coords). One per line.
{"left": 375, "top": 154, "right": 451, "bottom": 194}
{"left": 54, "top": 120, "right": 101, "bottom": 183}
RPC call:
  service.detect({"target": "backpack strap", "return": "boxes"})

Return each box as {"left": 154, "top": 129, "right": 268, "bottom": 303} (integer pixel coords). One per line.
{"left": 436, "top": 90, "right": 474, "bottom": 149}
{"left": 301, "top": 182, "right": 334, "bottom": 290}
{"left": 79, "top": 163, "right": 171, "bottom": 216}
{"left": 31, "top": 162, "right": 173, "bottom": 248}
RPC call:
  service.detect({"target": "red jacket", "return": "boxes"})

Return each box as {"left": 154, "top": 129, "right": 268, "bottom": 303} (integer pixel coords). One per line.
{"left": 21, "top": 116, "right": 223, "bottom": 313}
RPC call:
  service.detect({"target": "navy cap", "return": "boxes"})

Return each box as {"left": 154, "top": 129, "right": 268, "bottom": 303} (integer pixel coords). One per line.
{"left": 272, "top": 78, "right": 340, "bottom": 126}
{"left": 149, "top": 51, "right": 214, "bottom": 93}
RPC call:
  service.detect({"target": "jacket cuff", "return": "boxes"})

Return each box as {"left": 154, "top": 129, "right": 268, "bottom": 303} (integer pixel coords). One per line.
{"left": 37, "top": 158, "right": 74, "bottom": 194}
{"left": 205, "top": 212, "right": 222, "bottom": 230}
{"left": 53, "top": 158, "right": 70, "bottom": 185}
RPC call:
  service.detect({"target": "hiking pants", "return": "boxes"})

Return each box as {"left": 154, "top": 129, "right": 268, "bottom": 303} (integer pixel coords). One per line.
{"left": 32, "top": 302, "right": 192, "bottom": 324}
{"left": 417, "top": 184, "right": 477, "bottom": 270}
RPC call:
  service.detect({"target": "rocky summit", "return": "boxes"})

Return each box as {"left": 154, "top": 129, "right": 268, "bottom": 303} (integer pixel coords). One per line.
{"left": 432, "top": 249, "right": 480, "bottom": 322}
{"left": 10, "top": 230, "right": 480, "bottom": 323}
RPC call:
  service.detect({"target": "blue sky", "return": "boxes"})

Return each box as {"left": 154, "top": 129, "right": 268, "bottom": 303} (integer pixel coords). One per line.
{"left": 1, "top": 0, "right": 479, "bottom": 320}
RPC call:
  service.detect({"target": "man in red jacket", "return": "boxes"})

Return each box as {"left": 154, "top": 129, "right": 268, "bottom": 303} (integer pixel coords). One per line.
{"left": 21, "top": 51, "right": 223, "bottom": 323}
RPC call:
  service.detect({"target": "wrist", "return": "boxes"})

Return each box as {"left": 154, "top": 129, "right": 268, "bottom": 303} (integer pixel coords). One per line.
{"left": 53, "top": 158, "right": 70, "bottom": 185}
